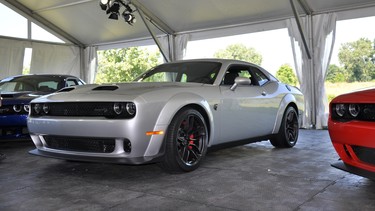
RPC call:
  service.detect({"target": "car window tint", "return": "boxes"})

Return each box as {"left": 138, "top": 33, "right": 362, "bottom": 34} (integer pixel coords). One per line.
{"left": 138, "top": 62, "right": 221, "bottom": 84}
{"left": 0, "top": 82, "right": 17, "bottom": 91}
{"left": 251, "top": 68, "right": 269, "bottom": 86}
{"left": 38, "top": 81, "right": 58, "bottom": 91}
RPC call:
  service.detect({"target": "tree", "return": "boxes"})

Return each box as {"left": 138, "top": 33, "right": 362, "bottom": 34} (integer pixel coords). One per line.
{"left": 213, "top": 43, "right": 262, "bottom": 65}
{"left": 338, "top": 38, "right": 375, "bottom": 82}
{"left": 325, "top": 64, "right": 346, "bottom": 83}
{"left": 276, "top": 64, "right": 297, "bottom": 86}
{"left": 95, "top": 47, "right": 160, "bottom": 83}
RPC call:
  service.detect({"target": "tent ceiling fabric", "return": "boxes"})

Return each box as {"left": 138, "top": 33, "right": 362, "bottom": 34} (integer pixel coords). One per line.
{"left": 4, "top": 0, "right": 375, "bottom": 47}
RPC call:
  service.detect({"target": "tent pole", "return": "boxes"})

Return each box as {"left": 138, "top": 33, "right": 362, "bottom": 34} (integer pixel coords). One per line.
{"left": 136, "top": 7, "right": 171, "bottom": 62}
{"left": 290, "top": 0, "right": 312, "bottom": 59}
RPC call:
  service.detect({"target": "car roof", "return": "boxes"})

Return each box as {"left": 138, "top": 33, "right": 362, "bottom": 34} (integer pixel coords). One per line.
{"left": 0, "top": 74, "right": 80, "bottom": 82}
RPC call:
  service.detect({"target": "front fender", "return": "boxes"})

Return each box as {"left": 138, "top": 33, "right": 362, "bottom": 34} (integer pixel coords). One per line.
{"left": 144, "top": 92, "right": 215, "bottom": 156}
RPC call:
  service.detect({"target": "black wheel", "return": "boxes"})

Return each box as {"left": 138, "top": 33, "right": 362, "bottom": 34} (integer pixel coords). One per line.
{"left": 270, "top": 106, "right": 299, "bottom": 148}
{"left": 160, "top": 108, "right": 208, "bottom": 172}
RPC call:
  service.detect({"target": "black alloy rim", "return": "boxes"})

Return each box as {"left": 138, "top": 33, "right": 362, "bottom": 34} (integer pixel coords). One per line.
{"left": 176, "top": 114, "right": 207, "bottom": 166}
{"left": 285, "top": 110, "right": 298, "bottom": 145}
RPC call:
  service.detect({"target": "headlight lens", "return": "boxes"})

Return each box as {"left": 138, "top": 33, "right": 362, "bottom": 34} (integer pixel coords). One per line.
{"left": 24, "top": 105, "right": 30, "bottom": 113}
{"left": 34, "top": 104, "right": 42, "bottom": 114}
{"left": 335, "top": 104, "right": 346, "bottom": 117}
{"left": 126, "top": 103, "right": 136, "bottom": 116}
{"left": 13, "top": 105, "right": 22, "bottom": 112}
{"left": 348, "top": 104, "right": 360, "bottom": 117}
{"left": 113, "top": 102, "right": 124, "bottom": 114}
{"left": 43, "top": 104, "right": 50, "bottom": 114}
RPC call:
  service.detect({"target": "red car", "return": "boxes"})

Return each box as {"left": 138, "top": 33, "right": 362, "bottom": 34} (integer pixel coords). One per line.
{"left": 328, "top": 87, "right": 375, "bottom": 180}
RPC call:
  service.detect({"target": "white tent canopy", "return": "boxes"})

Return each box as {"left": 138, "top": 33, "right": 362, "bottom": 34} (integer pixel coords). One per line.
{"left": 1, "top": 0, "right": 375, "bottom": 129}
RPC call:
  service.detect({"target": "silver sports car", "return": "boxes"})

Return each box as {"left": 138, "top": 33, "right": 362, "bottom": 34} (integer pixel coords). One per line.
{"left": 28, "top": 59, "right": 304, "bottom": 172}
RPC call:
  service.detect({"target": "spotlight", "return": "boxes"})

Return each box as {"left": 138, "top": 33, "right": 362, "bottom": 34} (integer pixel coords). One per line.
{"left": 99, "top": 0, "right": 136, "bottom": 25}
{"left": 109, "top": 12, "right": 119, "bottom": 20}
{"left": 122, "top": 11, "right": 136, "bottom": 25}
{"left": 106, "top": 0, "right": 120, "bottom": 14}
{"left": 99, "top": 0, "right": 109, "bottom": 10}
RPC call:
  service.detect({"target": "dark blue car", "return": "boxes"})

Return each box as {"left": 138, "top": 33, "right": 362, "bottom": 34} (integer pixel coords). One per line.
{"left": 0, "top": 74, "right": 85, "bottom": 139}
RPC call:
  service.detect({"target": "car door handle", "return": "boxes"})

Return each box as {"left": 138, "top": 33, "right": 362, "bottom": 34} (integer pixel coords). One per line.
{"left": 261, "top": 91, "right": 267, "bottom": 96}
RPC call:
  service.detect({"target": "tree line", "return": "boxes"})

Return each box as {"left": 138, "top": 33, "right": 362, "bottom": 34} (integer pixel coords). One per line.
{"left": 96, "top": 38, "right": 375, "bottom": 85}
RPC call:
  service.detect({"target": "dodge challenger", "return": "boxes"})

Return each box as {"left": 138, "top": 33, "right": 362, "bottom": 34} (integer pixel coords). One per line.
{"left": 329, "top": 87, "right": 375, "bottom": 180}
{"left": 27, "top": 59, "right": 304, "bottom": 172}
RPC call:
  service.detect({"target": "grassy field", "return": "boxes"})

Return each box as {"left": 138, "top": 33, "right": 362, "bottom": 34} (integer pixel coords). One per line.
{"left": 325, "top": 81, "right": 375, "bottom": 102}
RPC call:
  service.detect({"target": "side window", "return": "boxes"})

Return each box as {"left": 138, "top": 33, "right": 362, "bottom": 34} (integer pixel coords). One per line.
{"left": 66, "top": 79, "right": 79, "bottom": 87}
{"left": 38, "top": 81, "right": 58, "bottom": 91}
{"left": 251, "top": 68, "right": 269, "bottom": 86}
{"left": 222, "top": 65, "right": 253, "bottom": 86}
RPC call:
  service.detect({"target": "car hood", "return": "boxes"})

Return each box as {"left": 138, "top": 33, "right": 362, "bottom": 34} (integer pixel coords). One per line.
{"left": 332, "top": 87, "right": 375, "bottom": 103}
{"left": 33, "top": 82, "right": 210, "bottom": 102}
{"left": 1, "top": 91, "right": 44, "bottom": 105}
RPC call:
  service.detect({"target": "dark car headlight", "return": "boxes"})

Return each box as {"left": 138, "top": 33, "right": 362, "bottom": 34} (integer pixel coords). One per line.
{"left": 125, "top": 102, "right": 136, "bottom": 116}
{"left": 24, "top": 105, "right": 30, "bottom": 113}
{"left": 33, "top": 104, "right": 42, "bottom": 114}
{"left": 335, "top": 104, "right": 346, "bottom": 117}
{"left": 13, "top": 105, "right": 22, "bottom": 113}
{"left": 348, "top": 104, "right": 360, "bottom": 117}
{"left": 331, "top": 103, "right": 375, "bottom": 122}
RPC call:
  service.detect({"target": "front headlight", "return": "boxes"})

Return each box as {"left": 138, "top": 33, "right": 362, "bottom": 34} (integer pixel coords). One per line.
{"left": 24, "top": 105, "right": 30, "bottom": 113}
{"left": 126, "top": 103, "right": 136, "bottom": 116}
{"left": 335, "top": 104, "right": 346, "bottom": 117}
{"left": 113, "top": 102, "right": 124, "bottom": 115}
{"left": 348, "top": 104, "right": 360, "bottom": 117}
{"left": 34, "top": 103, "right": 42, "bottom": 114}
{"left": 13, "top": 105, "right": 22, "bottom": 112}
{"left": 43, "top": 104, "right": 50, "bottom": 114}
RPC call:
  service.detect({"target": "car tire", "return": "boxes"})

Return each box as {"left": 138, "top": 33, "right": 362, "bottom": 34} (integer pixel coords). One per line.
{"left": 270, "top": 106, "right": 299, "bottom": 148}
{"left": 160, "top": 107, "right": 208, "bottom": 173}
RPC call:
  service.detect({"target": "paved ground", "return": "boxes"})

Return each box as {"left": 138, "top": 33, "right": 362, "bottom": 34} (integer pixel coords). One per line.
{"left": 0, "top": 129, "right": 374, "bottom": 211}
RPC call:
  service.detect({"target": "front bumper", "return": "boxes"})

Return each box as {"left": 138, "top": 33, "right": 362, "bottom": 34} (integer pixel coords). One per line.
{"left": 328, "top": 120, "right": 375, "bottom": 174}
{"left": 0, "top": 114, "right": 29, "bottom": 139}
{"left": 27, "top": 116, "right": 168, "bottom": 164}
{"left": 29, "top": 148, "right": 163, "bottom": 165}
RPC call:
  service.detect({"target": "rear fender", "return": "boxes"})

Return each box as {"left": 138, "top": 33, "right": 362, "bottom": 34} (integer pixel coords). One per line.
{"left": 272, "top": 93, "right": 297, "bottom": 134}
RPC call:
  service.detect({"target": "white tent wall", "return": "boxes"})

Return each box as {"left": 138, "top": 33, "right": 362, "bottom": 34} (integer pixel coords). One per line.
{"left": 0, "top": 38, "right": 26, "bottom": 79}
{"left": 287, "top": 13, "right": 337, "bottom": 129}
{"left": 83, "top": 46, "right": 98, "bottom": 83}
{"left": 30, "top": 42, "right": 81, "bottom": 77}
{"left": 312, "top": 13, "right": 337, "bottom": 129}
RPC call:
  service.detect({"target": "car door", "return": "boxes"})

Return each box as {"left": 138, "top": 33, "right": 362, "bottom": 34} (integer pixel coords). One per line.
{"left": 217, "top": 65, "right": 277, "bottom": 144}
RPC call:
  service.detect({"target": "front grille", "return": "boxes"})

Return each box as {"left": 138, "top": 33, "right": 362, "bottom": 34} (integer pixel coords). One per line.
{"left": 44, "top": 136, "right": 115, "bottom": 153}
{"left": 30, "top": 102, "right": 135, "bottom": 119}
{"left": 352, "top": 146, "right": 375, "bottom": 166}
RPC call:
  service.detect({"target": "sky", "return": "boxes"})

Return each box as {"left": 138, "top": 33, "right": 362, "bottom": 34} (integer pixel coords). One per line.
{"left": 1, "top": 2, "right": 375, "bottom": 75}
{"left": 185, "top": 16, "right": 375, "bottom": 74}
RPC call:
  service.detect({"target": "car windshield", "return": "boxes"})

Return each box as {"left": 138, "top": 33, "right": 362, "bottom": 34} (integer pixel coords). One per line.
{"left": 136, "top": 61, "right": 222, "bottom": 84}
{"left": 0, "top": 76, "right": 63, "bottom": 93}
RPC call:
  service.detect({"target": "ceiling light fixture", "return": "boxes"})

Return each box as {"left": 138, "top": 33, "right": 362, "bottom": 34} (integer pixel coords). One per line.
{"left": 99, "top": 0, "right": 136, "bottom": 25}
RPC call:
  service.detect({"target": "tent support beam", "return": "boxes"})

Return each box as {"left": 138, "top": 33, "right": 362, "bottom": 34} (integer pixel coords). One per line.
{"left": 1, "top": 0, "right": 84, "bottom": 47}
{"left": 136, "top": 7, "right": 171, "bottom": 62}
{"left": 290, "top": 0, "right": 312, "bottom": 59}
{"left": 132, "top": 0, "right": 174, "bottom": 35}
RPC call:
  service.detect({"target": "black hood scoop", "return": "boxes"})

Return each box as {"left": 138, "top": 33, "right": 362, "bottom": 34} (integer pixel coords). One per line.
{"left": 92, "top": 85, "right": 119, "bottom": 91}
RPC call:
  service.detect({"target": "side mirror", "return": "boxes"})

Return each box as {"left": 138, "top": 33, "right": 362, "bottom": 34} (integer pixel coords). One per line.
{"left": 230, "top": 77, "right": 251, "bottom": 91}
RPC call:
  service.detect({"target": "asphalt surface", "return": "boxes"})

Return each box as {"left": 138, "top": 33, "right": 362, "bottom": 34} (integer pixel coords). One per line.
{"left": 0, "top": 129, "right": 374, "bottom": 210}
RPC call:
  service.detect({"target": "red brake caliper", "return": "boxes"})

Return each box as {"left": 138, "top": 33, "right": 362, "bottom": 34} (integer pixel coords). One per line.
{"left": 188, "top": 134, "right": 194, "bottom": 150}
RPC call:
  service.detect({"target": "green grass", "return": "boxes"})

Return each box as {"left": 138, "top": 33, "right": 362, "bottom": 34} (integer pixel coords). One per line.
{"left": 325, "top": 81, "right": 375, "bottom": 102}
